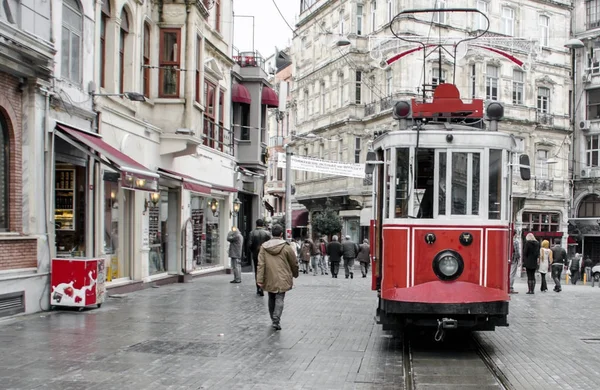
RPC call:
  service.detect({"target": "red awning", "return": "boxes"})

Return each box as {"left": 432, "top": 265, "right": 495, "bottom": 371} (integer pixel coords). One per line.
{"left": 568, "top": 236, "right": 578, "bottom": 245}
{"left": 292, "top": 210, "right": 308, "bottom": 228}
{"left": 261, "top": 86, "right": 279, "bottom": 108}
{"left": 232, "top": 83, "right": 252, "bottom": 105}
{"left": 56, "top": 124, "right": 159, "bottom": 191}
{"left": 158, "top": 168, "right": 211, "bottom": 195}
{"left": 212, "top": 184, "right": 238, "bottom": 193}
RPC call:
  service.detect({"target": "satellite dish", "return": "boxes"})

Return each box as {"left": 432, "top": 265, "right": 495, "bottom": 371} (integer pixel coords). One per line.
{"left": 455, "top": 42, "right": 468, "bottom": 61}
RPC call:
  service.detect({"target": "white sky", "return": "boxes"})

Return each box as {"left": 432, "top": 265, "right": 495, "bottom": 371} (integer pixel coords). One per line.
{"left": 232, "top": 0, "right": 297, "bottom": 58}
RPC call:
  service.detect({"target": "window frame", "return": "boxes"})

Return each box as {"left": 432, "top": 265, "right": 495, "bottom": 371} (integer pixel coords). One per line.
{"left": 432, "top": 68, "right": 447, "bottom": 86}
{"left": 475, "top": 0, "right": 488, "bottom": 30}
{"left": 215, "top": 0, "right": 221, "bottom": 32}
{"left": 485, "top": 65, "right": 499, "bottom": 101}
{"left": 469, "top": 64, "right": 476, "bottom": 99}
{"left": 356, "top": 4, "right": 363, "bottom": 35}
{"left": 61, "top": 0, "right": 83, "bottom": 84}
{"left": 100, "top": 1, "right": 110, "bottom": 89}
{"left": 195, "top": 35, "right": 203, "bottom": 103}
{"left": 354, "top": 137, "right": 361, "bottom": 164}
{"left": 587, "top": 89, "right": 600, "bottom": 119}
{"left": 512, "top": 70, "right": 524, "bottom": 105}
{"left": 537, "top": 87, "right": 550, "bottom": 113}
{"left": 433, "top": 0, "right": 446, "bottom": 24}
{"left": 158, "top": 28, "right": 181, "bottom": 98}
{"left": 218, "top": 88, "right": 225, "bottom": 152}
{"left": 143, "top": 22, "right": 151, "bottom": 98}
{"left": 0, "top": 114, "right": 9, "bottom": 231}
{"left": 320, "top": 81, "right": 326, "bottom": 113}
{"left": 355, "top": 71, "right": 362, "bottom": 104}
{"left": 539, "top": 15, "right": 550, "bottom": 47}
{"left": 386, "top": 0, "right": 393, "bottom": 23}
{"left": 587, "top": 0, "right": 600, "bottom": 30}
{"left": 371, "top": 0, "right": 376, "bottom": 32}
{"left": 203, "top": 80, "right": 217, "bottom": 147}
{"left": 501, "top": 7, "right": 515, "bottom": 36}
{"left": 536, "top": 149, "right": 549, "bottom": 178}
{"left": 385, "top": 68, "right": 393, "bottom": 96}
{"left": 119, "top": 10, "right": 129, "bottom": 94}
{"left": 586, "top": 134, "right": 600, "bottom": 167}
{"left": 339, "top": 10, "right": 345, "bottom": 34}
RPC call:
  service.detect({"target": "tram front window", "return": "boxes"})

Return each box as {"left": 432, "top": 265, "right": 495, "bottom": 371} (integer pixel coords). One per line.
{"left": 415, "top": 149, "right": 435, "bottom": 218}
{"left": 489, "top": 149, "right": 503, "bottom": 219}
{"left": 395, "top": 148, "right": 409, "bottom": 218}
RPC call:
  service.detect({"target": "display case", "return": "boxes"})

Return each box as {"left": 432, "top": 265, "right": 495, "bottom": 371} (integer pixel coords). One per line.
{"left": 55, "top": 168, "right": 76, "bottom": 231}
{"left": 50, "top": 257, "right": 106, "bottom": 309}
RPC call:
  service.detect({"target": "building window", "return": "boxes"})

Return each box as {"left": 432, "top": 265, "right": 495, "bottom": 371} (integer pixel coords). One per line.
{"left": 100, "top": 1, "right": 110, "bottom": 88}
{"left": 537, "top": 87, "right": 550, "bottom": 113}
{"left": 215, "top": 0, "right": 221, "bottom": 32}
{"left": 432, "top": 68, "right": 446, "bottom": 86}
{"left": 536, "top": 149, "right": 549, "bottom": 178}
{"left": 587, "top": 135, "right": 600, "bottom": 167}
{"left": 204, "top": 81, "right": 216, "bottom": 147}
{"left": 0, "top": 114, "right": 8, "bottom": 231}
{"left": 369, "top": 76, "right": 376, "bottom": 103}
{"left": 320, "top": 81, "right": 326, "bottom": 113}
{"left": 386, "top": 68, "right": 392, "bottom": 96}
{"left": 502, "top": 7, "right": 515, "bottom": 36}
{"left": 433, "top": 0, "right": 446, "bottom": 24}
{"left": 539, "top": 15, "right": 549, "bottom": 47}
{"left": 485, "top": 65, "right": 499, "bottom": 101}
{"left": 240, "top": 104, "right": 250, "bottom": 140}
{"left": 304, "top": 147, "right": 309, "bottom": 181}
{"left": 587, "top": 89, "right": 600, "bottom": 119}
{"left": 159, "top": 29, "right": 181, "bottom": 98}
{"left": 304, "top": 89, "right": 309, "bottom": 119}
{"left": 277, "top": 168, "right": 283, "bottom": 181}
{"left": 469, "top": 64, "right": 476, "bottom": 98}
{"left": 512, "top": 70, "right": 524, "bottom": 105}
{"left": 218, "top": 89, "right": 225, "bottom": 152}
{"left": 339, "top": 72, "right": 344, "bottom": 107}
{"left": 522, "top": 212, "right": 560, "bottom": 232}
{"left": 588, "top": 48, "right": 600, "bottom": 73}
{"left": 587, "top": 0, "right": 600, "bottom": 30}
{"left": 118, "top": 10, "right": 129, "bottom": 94}
{"left": 355, "top": 71, "right": 362, "bottom": 104}
{"left": 143, "top": 23, "right": 151, "bottom": 98}
{"left": 61, "top": 0, "right": 82, "bottom": 83}
{"left": 354, "top": 137, "right": 361, "bottom": 163}
{"left": 475, "top": 0, "right": 488, "bottom": 30}
{"left": 371, "top": 1, "right": 376, "bottom": 32}
{"left": 357, "top": 5, "right": 363, "bottom": 35}
{"left": 196, "top": 36, "right": 203, "bottom": 103}
{"left": 339, "top": 10, "right": 345, "bottom": 34}
{"left": 387, "top": 0, "right": 393, "bottom": 23}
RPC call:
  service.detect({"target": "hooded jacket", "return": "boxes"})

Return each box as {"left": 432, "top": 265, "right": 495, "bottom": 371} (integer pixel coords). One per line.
{"left": 257, "top": 238, "right": 299, "bottom": 293}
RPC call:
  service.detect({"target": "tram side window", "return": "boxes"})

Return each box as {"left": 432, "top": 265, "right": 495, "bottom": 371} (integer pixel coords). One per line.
{"left": 489, "top": 149, "right": 503, "bottom": 220}
{"left": 450, "top": 152, "right": 481, "bottom": 215}
{"left": 395, "top": 148, "right": 409, "bottom": 217}
{"left": 415, "top": 149, "right": 435, "bottom": 218}
{"left": 384, "top": 149, "right": 391, "bottom": 218}
{"left": 438, "top": 152, "right": 446, "bottom": 215}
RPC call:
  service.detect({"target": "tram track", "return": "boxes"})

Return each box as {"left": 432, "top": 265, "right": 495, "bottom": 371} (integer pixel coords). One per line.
{"left": 402, "top": 331, "right": 511, "bottom": 390}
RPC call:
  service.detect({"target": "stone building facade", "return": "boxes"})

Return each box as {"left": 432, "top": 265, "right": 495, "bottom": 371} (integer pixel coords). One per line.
{"left": 291, "top": 0, "right": 572, "bottom": 244}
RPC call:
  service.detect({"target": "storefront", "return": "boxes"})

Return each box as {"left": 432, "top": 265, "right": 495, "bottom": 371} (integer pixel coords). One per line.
{"left": 520, "top": 211, "right": 563, "bottom": 244}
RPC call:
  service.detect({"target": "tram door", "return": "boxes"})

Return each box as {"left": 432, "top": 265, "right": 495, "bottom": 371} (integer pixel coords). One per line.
{"left": 374, "top": 149, "right": 385, "bottom": 291}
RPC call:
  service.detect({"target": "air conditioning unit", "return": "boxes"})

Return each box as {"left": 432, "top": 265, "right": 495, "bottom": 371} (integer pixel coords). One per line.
{"left": 582, "top": 168, "right": 600, "bottom": 178}
{"left": 580, "top": 120, "right": 591, "bottom": 131}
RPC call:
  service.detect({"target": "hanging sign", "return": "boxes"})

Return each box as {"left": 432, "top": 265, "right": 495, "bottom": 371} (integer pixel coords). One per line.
{"left": 277, "top": 153, "right": 366, "bottom": 179}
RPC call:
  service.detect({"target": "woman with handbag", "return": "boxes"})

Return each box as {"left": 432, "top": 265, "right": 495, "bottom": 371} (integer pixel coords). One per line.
{"left": 523, "top": 233, "right": 540, "bottom": 294}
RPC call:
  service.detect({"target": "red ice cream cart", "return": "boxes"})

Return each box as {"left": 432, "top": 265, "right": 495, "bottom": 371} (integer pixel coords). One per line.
{"left": 50, "top": 258, "right": 106, "bottom": 309}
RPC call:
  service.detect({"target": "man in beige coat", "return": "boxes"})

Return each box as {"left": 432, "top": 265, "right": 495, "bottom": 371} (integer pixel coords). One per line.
{"left": 257, "top": 224, "right": 299, "bottom": 330}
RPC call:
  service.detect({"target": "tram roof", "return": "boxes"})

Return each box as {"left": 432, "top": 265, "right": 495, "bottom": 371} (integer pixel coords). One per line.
{"left": 373, "top": 128, "right": 516, "bottom": 151}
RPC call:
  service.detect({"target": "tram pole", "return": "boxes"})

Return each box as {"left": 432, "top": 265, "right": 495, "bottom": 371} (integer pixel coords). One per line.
{"left": 285, "top": 143, "right": 293, "bottom": 242}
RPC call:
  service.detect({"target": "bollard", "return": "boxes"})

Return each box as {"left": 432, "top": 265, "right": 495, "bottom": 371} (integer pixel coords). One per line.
{"left": 584, "top": 273, "right": 587, "bottom": 285}
{"left": 566, "top": 273, "right": 570, "bottom": 285}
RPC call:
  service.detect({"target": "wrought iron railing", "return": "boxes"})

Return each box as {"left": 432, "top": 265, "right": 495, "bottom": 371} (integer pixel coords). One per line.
{"left": 202, "top": 116, "right": 234, "bottom": 156}
{"left": 535, "top": 179, "right": 553, "bottom": 192}
{"left": 536, "top": 111, "right": 553, "bottom": 126}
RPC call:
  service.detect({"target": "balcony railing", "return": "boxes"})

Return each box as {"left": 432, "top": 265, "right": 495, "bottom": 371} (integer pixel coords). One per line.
{"left": 365, "top": 102, "right": 376, "bottom": 116}
{"left": 535, "top": 179, "right": 553, "bottom": 192}
{"left": 536, "top": 111, "right": 553, "bottom": 126}
{"left": 380, "top": 96, "right": 394, "bottom": 111}
{"left": 233, "top": 51, "right": 266, "bottom": 69}
{"left": 203, "top": 116, "right": 234, "bottom": 156}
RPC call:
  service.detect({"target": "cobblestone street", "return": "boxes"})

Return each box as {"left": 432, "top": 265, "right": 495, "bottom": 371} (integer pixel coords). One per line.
{"left": 0, "top": 269, "right": 599, "bottom": 390}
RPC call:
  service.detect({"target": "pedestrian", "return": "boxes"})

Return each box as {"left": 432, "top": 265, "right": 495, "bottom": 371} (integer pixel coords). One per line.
{"left": 249, "top": 219, "right": 272, "bottom": 296}
{"left": 227, "top": 227, "right": 243, "bottom": 284}
{"left": 256, "top": 224, "right": 299, "bottom": 331}
{"left": 327, "top": 235, "right": 344, "bottom": 278}
{"left": 584, "top": 255, "right": 593, "bottom": 283}
{"left": 309, "top": 238, "right": 320, "bottom": 276}
{"left": 357, "top": 239, "right": 370, "bottom": 278}
{"left": 341, "top": 235, "right": 359, "bottom": 279}
{"left": 523, "top": 233, "right": 540, "bottom": 294}
{"left": 318, "top": 238, "right": 329, "bottom": 275}
{"left": 550, "top": 238, "right": 567, "bottom": 292}
{"left": 509, "top": 233, "right": 521, "bottom": 294}
{"left": 299, "top": 239, "right": 311, "bottom": 274}
{"left": 568, "top": 253, "right": 583, "bottom": 285}
{"left": 538, "top": 240, "right": 552, "bottom": 292}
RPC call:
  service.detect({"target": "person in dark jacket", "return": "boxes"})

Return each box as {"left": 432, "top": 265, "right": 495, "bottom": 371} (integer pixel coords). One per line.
{"left": 341, "top": 235, "right": 359, "bottom": 279}
{"left": 249, "top": 219, "right": 272, "bottom": 296}
{"left": 550, "top": 238, "right": 567, "bottom": 292}
{"left": 326, "top": 235, "right": 344, "bottom": 278}
{"left": 227, "top": 228, "right": 244, "bottom": 283}
{"left": 357, "top": 239, "right": 370, "bottom": 277}
{"left": 522, "top": 233, "right": 540, "bottom": 294}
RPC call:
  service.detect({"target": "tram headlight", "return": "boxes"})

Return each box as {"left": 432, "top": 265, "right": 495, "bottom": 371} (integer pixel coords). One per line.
{"left": 432, "top": 250, "right": 464, "bottom": 281}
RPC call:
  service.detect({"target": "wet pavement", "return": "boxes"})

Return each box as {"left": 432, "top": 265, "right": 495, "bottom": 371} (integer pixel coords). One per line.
{"left": 0, "top": 268, "right": 599, "bottom": 389}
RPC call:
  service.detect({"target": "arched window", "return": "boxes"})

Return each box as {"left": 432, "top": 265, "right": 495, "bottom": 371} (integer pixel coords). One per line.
{"left": 62, "top": 0, "right": 82, "bottom": 83}
{"left": 0, "top": 114, "right": 9, "bottom": 231}
{"left": 578, "top": 194, "right": 600, "bottom": 217}
{"left": 100, "top": 0, "right": 111, "bottom": 88}
{"left": 119, "top": 10, "right": 129, "bottom": 94}
{"left": 143, "top": 22, "right": 151, "bottom": 97}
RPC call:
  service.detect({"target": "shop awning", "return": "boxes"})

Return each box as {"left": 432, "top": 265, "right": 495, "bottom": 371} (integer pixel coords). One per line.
{"left": 292, "top": 210, "right": 308, "bottom": 228}
{"left": 211, "top": 184, "right": 238, "bottom": 194}
{"left": 158, "top": 168, "right": 211, "bottom": 195}
{"left": 261, "top": 86, "right": 279, "bottom": 108}
{"left": 568, "top": 236, "right": 578, "bottom": 245}
{"left": 55, "top": 124, "right": 159, "bottom": 191}
{"left": 232, "top": 83, "right": 252, "bottom": 105}
{"left": 264, "top": 200, "right": 274, "bottom": 213}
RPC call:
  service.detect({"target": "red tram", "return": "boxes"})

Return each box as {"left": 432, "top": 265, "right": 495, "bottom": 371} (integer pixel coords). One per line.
{"left": 367, "top": 8, "right": 532, "bottom": 335}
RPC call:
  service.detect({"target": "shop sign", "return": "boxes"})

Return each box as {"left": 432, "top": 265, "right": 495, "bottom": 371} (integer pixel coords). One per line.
{"left": 277, "top": 153, "right": 365, "bottom": 178}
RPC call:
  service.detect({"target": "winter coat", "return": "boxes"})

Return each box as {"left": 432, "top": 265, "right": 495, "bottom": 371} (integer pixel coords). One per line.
{"left": 299, "top": 243, "right": 311, "bottom": 262}
{"left": 522, "top": 239, "right": 540, "bottom": 270}
{"left": 342, "top": 240, "right": 359, "bottom": 259}
{"left": 551, "top": 245, "right": 567, "bottom": 264}
{"left": 249, "top": 227, "right": 271, "bottom": 257}
{"left": 227, "top": 230, "right": 243, "bottom": 259}
{"left": 357, "top": 243, "right": 370, "bottom": 263}
{"left": 257, "top": 239, "right": 299, "bottom": 293}
{"left": 319, "top": 242, "right": 327, "bottom": 256}
{"left": 327, "top": 241, "right": 344, "bottom": 263}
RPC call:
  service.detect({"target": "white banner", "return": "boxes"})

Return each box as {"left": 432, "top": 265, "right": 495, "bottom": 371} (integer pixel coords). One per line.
{"left": 277, "top": 153, "right": 365, "bottom": 179}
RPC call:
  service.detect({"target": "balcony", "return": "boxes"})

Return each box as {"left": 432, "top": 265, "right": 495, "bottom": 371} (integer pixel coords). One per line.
{"left": 380, "top": 96, "right": 394, "bottom": 111}
{"left": 202, "top": 116, "right": 234, "bottom": 156}
{"left": 233, "top": 51, "right": 266, "bottom": 69}
{"left": 269, "top": 136, "right": 284, "bottom": 147}
{"left": 536, "top": 112, "right": 553, "bottom": 126}
{"left": 365, "top": 102, "right": 376, "bottom": 116}
{"left": 535, "top": 179, "right": 553, "bottom": 192}
{"left": 265, "top": 180, "right": 285, "bottom": 194}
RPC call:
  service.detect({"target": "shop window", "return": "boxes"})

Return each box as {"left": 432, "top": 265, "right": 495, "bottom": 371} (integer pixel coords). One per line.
{"left": 522, "top": 212, "right": 560, "bottom": 232}
{"left": 578, "top": 194, "right": 600, "bottom": 217}
{"left": 159, "top": 28, "right": 181, "bottom": 97}
{"left": 103, "top": 172, "right": 127, "bottom": 281}
{"left": 149, "top": 189, "right": 168, "bottom": 275}
{"left": 191, "top": 196, "right": 221, "bottom": 269}
{"left": 99, "top": 0, "right": 110, "bottom": 88}
{"left": 0, "top": 114, "right": 8, "bottom": 231}
{"left": 55, "top": 163, "right": 87, "bottom": 258}
{"left": 61, "top": 0, "right": 82, "bottom": 83}
{"left": 119, "top": 9, "right": 129, "bottom": 94}
{"left": 143, "top": 22, "right": 151, "bottom": 98}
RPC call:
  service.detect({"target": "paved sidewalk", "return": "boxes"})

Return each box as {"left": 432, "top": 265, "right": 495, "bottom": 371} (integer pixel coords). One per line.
{"left": 0, "top": 269, "right": 599, "bottom": 389}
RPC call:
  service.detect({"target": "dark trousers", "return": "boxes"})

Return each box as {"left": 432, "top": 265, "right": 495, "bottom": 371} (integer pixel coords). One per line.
{"left": 540, "top": 273, "right": 547, "bottom": 291}
{"left": 551, "top": 264, "right": 562, "bottom": 291}
{"left": 526, "top": 268, "right": 536, "bottom": 292}
{"left": 268, "top": 292, "right": 285, "bottom": 324}
{"left": 251, "top": 252, "right": 262, "bottom": 292}
{"left": 360, "top": 261, "right": 369, "bottom": 276}
{"left": 330, "top": 261, "right": 340, "bottom": 277}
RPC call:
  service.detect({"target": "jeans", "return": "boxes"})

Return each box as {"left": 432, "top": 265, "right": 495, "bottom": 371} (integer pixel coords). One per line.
{"left": 310, "top": 256, "right": 319, "bottom": 275}
{"left": 540, "top": 273, "right": 548, "bottom": 291}
{"left": 301, "top": 261, "right": 310, "bottom": 273}
{"left": 318, "top": 255, "right": 328, "bottom": 274}
{"left": 551, "top": 263, "right": 563, "bottom": 291}
{"left": 585, "top": 267, "right": 592, "bottom": 282}
{"left": 330, "top": 261, "right": 340, "bottom": 276}
{"left": 231, "top": 258, "right": 241, "bottom": 282}
{"left": 268, "top": 292, "right": 286, "bottom": 325}
{"left": 509, "top": 260, "right": 520, "bottom": 290}
{"left": 252, "top": 253, "right": 262, "bottom": 292}
{"left": 360, "top": 261, "right": 369, "bottom": 276}
{"left": 344, "top": 257, "right": 355, "bottom": 277}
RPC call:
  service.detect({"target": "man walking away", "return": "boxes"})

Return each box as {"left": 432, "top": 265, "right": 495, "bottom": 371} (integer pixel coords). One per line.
{"left": 551, "top": 238, "right": 567, "bottom": 292}
{"left": 569, "top": 254, "right": 583, "bottom": 285}
{"left": 309, "top": 238, "right": 320, "bottom": 276}
{"left": 318, "top": 238, "right": 328, "bottom": 275}
{"left": 342, "top": 235, "right": 359, "bottom": 279}
{"left": 256, "top": 224, "right": 299, "bottom": 331}
{"left": 227, "top": 228, "right": 243, "bottom": 284}
{"left": 327, "top": 235, "right": 344, "bottom": 278}
{"left": 249, "top": 219, "right": 271, "bottom": 296}
{"left": 509, "top": 233, "right": 521, "bottom": 294}
{"left": 357, "top": 239, "right": 371, "bottom": 278}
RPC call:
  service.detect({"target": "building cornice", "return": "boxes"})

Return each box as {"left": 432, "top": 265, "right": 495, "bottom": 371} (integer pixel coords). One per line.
{"left": 297, "top": 0, "right": 337, "bottom": 29}
{"left": 205, "top": 39, "right": 235, "bottom": 67}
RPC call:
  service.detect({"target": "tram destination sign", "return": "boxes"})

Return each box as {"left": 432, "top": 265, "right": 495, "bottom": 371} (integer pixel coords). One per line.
{"left": 277, "top": 153, "right": 366, "bottom": 179}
